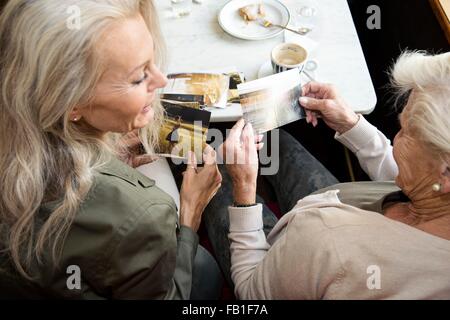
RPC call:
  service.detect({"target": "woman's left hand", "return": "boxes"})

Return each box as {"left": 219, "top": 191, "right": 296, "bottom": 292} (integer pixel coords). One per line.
{"left": 300, "top": 82, "right": 359, "bottom": 134}
{"left": 179, "top": 146, "right": 222, "bottom": 232}
{"left": 119, "top": 130, "right": 158, "bottom": 168}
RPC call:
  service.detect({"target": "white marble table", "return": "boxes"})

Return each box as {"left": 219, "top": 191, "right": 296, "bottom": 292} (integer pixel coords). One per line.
{"left": 156, "top": 0, "right": 377, "bottom": 122}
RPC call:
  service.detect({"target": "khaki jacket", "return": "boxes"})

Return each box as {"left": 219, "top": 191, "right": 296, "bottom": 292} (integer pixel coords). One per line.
{"left": 0, "top": 156, "right": 197, "bottom": 299}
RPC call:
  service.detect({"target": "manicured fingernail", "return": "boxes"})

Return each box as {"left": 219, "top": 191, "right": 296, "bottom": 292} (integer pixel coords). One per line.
{"left": 299, "top": 97, "right": 308, "bottom": 105}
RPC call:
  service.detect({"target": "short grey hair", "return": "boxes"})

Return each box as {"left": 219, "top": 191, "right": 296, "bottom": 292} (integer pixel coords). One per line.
{"left": 391, "top": 51, "right": 450, "bottom": 157}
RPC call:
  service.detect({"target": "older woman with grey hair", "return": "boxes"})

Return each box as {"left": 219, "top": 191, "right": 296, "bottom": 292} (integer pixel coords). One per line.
{"left": 220, "top": 51, "right": 450, "bottom": 299}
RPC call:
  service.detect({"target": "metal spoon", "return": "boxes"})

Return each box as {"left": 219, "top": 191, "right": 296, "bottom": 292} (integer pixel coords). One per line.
{"left": 258, "top": 18, "right": 312, "bottom": 36}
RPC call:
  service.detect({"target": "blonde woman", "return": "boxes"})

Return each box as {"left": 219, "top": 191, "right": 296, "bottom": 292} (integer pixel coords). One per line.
{"left": 220, "top": 51, "right": 450, "bottom": 299}
{"left": 0, "top": 0, "right": 223, "bottom": 299}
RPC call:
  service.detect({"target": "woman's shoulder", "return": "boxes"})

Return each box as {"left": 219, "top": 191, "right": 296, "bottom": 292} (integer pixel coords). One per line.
{"left": 286, "top": 192, "right": 449, "bottom": 255}
{"left": 86, "top": 156, "right": 177, "bottom": 212}
{"left": 55, "top": 158, "right": 179, "bottom": 297}
{"left": 289, "top": 192, "right": 395, "bottom": 232}
{"left": 72, "top": 156, "right": 178, "bottom": 244}
{"left": 278, "top": 190, "right": 401, "bottom": 246}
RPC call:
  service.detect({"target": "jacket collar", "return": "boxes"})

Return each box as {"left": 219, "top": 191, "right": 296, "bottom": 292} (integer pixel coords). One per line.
{"left": 98, "top": 156, "right": 155, "bottom": 188}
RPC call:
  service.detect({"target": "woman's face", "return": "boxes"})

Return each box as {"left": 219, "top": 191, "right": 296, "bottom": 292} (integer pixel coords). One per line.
{"left": 392, "top": 98, "right": 438, "bottom": 196}
{"left": 75, "top": 15, "right": 167, "bottom": 133}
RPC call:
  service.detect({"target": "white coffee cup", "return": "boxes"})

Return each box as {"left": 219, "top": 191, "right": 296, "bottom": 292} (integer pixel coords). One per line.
{"left": 271, "top": 42, "right": 318, "bottom": 74}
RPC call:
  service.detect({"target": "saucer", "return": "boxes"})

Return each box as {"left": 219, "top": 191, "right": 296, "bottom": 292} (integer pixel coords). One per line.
{"left": 257, "top": 60, "right": 317, "bottom": 82}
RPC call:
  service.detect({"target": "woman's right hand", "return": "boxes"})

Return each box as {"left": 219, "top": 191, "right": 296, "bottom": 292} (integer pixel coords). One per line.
{"left": 300, "top": 82, "right": 360, "bottom": 134}
{"left": 218, "top": 119, "right": 263, "bottom": 206}
{"left": 179, "top": 146, "right": 222, "bottom": 232}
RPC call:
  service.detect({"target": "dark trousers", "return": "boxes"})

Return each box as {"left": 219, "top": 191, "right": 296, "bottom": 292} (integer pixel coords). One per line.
{"left": 190, "top": 245, "right": 223, "bottom": 300}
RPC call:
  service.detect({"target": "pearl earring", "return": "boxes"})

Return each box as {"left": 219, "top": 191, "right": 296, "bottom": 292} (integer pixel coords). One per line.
{"left": 432, "top": 183, "right": 441, "bottom": 192}
{"left": 73, "top": 117, "right": 78, "bottom": 121}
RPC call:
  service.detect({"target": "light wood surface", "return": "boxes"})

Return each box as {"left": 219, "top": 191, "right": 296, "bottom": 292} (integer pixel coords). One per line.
{"left": 430, "top": 0, "right": 450, "bottom": 43}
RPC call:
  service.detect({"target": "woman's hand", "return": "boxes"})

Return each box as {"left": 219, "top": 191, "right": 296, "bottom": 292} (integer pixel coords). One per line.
{"left": 300, "top": 82, "right": 359, "bottom": 134}
{"left": 180, "top": 145, "right": 222, "bottom": 232}
{"left": 119, "top": 130, "right": 158, "bottom": 168}
{"left": 219, "top": 119, "right": 264, "bottom": 205}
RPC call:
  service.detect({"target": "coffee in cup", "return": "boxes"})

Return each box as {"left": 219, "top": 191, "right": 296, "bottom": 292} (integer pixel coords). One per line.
{"left": 271, "top": 42, "right": 317, "bottom": 74}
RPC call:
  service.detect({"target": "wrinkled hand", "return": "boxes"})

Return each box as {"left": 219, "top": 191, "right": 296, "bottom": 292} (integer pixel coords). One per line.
{"left": 218, "top": 119, "right": 264, "bottom": 205}
{"left": 180, "top": 145, "right": 222, "bottom": 232}
{"left": 300, "top": 82, "right": 359, "bottom": 134}
{"left": 119, "top": 130, "right": 159, "bottom": 168}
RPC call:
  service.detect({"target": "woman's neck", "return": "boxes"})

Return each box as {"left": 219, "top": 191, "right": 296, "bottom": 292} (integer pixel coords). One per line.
{"left": 407, "top": 193, "right": 450, "bottom": 222}
{"left": 384, "top": 192, "right": 450, "bottom": 241}
{"left": 404, "top": 178, "right": 450, "bottom": 221}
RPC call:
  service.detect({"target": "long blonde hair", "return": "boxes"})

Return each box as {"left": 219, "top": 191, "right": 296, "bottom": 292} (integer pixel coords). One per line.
{"left": 0, "top": 0, "right": 166, "bottom": 278}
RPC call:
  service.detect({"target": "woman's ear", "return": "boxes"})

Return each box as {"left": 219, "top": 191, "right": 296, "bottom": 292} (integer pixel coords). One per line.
{"left": 69, "top": 107, "right": 83, "bottom": 122}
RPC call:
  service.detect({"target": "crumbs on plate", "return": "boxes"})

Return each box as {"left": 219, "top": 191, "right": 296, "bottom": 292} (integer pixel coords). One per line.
{"left": 238, "top": 3, "right": 266, "bottom": 22}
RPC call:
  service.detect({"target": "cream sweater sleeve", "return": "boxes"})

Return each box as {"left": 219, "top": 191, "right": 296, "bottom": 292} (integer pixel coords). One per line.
{"left": 227, "top": 204, "right": 270, "bottom": 299}
{"left": 335, "top": 115, "right": 398, "bottom": 181}
{"left": 228, "top": 205, "right": 342, "bottom": 299}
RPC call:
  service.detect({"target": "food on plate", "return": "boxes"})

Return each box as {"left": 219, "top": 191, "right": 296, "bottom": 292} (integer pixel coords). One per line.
{"left": 258, "top": 4, "right": 266, "bottom": 16}
{"left": 238, "top": 5, "right": 257, "bottom": 21}
{"left": 238, "top": 3, "right": 266, "bottom": 22}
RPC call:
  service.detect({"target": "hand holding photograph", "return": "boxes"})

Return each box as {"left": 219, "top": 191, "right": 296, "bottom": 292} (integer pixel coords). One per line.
{"left": 237, "top": 68, "right": 305, "bottom": 133}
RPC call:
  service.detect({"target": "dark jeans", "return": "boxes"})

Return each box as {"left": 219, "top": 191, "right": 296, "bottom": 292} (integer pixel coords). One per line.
{"left": 202, "top": 130, "right": 339, "bottom": 287}
{"left": 190, "top": 245, "right": 223, "bottom": 300}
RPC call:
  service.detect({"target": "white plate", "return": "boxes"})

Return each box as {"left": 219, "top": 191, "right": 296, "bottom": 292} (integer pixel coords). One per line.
{"left": 218, "top": 0, "right": 291, "bottom": 41}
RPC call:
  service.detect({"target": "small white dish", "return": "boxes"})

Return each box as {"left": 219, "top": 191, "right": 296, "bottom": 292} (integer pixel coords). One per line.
{"left": 257, "top": 60, "right": 317, "bottom": 82}
{"left": 218, "top": 0, "right": 290, "bottom": 41}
